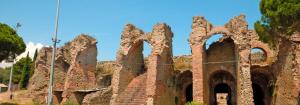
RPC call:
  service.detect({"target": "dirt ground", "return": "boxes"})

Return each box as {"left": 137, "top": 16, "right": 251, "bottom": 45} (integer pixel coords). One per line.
{"left": 0, "top": 90, "right": 34, "bottom": 105}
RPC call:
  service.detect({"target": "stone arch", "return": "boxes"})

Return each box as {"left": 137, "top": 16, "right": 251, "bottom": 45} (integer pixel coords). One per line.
{"left": 196, "top": 26, "right": 241, "bottom": 47}
{"left": 112, "top": 23, "right": 175, "bottom": 105}
{"left": 177, "top": 70, "right": 193, "bottom": 104}
{"left": 111, "top": 24, "right": 146, "bottom": 100}
{"left": 251, "top": 68, "right": 274, "bottom": 105}
{"left": 203, "top": 35, "right": 237, "bottom": 105}
{"left": 125, "top": 38, "right": 153, "bottom": 76}
{"left": 251, "top": 40, "right": 274, "bottom": 65}
{"left": 205, "top": 26, "right": 240, "bottom": 45}
{"left": 189, "top": 15, "right": 254, "bottom": 105}
{"left": 209, "top": 70, "right": 236, "bottom": 105}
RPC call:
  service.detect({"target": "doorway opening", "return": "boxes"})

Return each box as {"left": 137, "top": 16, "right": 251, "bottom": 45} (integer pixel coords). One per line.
{"left": 214, "top": 83, "right": 231, "bottom": 105}
{"left": 252, "top": 83, "right": 265, "bottom": 105}
{"left": 209, "top": 71, "right": 236, "bottom": 105}
{"left": 185, "top": 84, "right": 193, "bottom": 102}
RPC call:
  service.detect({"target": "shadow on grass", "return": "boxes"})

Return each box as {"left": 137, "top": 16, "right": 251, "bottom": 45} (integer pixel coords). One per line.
{"left": 0, "top": 102, "right": 19, "bottom": 105}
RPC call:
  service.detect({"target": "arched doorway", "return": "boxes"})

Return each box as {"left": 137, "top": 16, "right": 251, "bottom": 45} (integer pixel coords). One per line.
{"left": 252, "top": 83, "right": 265, "bottom": 105}
{"left": 177, "top": 70, "right": 193, "bottom": 104}
{"left": 214, "top": 83, "right": 231, "bottom": 105}
{"left": 209, "top": 71, "right": 236, "bottom": 105}
{"left": 251, "top": 70, "right": 274, "bottom": 105}
{"left": 185, "top": 84, "right": 193, "bottom": 102}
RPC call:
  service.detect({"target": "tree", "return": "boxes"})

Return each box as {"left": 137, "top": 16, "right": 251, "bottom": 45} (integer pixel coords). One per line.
{"left": 12, "top": 58, "right": 28, "bottom": 84}
{"left": 30, "top": 48, "right": 38, "bottom": 77}
{"left": 255, "top": 0, "right": 300, "bottom": 46}
{"left": 0, "top": 67, "right": 10, "bottom": 84}
{"left": 33, "top": 48, "right": 38, "bottom": 62}
{"left": 19, "top": 52, "right": 32, "bottom": 89}
{"left": 0, "top": 23, "right": 26, "bottom": 61}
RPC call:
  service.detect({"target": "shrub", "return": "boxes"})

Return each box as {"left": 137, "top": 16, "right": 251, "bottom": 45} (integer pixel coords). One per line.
{"left": 0, "top": 102, "right": 19, "bottom": 105}
{"left": 62, "top": 101, "right": 77, "bottom": 105}
{"left": 185, "top": 101, "right": 204, "bottom": 105}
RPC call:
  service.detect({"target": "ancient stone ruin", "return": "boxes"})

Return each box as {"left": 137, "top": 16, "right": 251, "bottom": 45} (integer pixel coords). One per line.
{"left": 29, "top": 15, "right": 300, "bottom": 105}
{"left": 29, "top": 35, "right": 98, "bottom": 104}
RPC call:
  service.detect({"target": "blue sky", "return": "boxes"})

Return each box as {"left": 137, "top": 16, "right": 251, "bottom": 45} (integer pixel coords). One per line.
{"left": 0, "top": 0, "right": 261, "bottom": 61}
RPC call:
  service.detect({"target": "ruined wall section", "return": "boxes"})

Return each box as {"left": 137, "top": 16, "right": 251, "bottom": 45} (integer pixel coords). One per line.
{"left": 82, "top": 87, "right": 112, "bottom": 105}
{"left": 62, "top": 35, "right": 97, "bottom": 102}
{"left": 271, "top": 33, "right": 300, "bottom": 105}
{"left": 146, "top": 23, "right": 175, "bottom": 105}
{"left": 204, "top": 38, "right": 237, "bottom": 105}
{"left": 189, "top": 16, "right": 212, "bottom": 103}
{"left": 111, "top": 23, "right": 175, "bottom": 105}
{"left": 225, "top": 15, "right": 254, "bottom": 105}
{"left": 28, "top": 47, "right": 69, "bottom": 104}
{"left": 189, "top": 14, "right": 254, "bottom": 105}
{"left": 29, "top": 35, "right": 98, "bottom": 104}
{"left": 111, "top": 24, "right": 145, "bottom": 103}
{"left": 250, "top": 30, "right": 275, "bottom": 66}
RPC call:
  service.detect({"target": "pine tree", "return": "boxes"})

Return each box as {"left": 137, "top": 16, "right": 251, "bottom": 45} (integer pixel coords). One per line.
{"left": 33, "top": 48, "right": 38, "bottom": 62}
{"left": 19, "top": 52, "right": 31, "bottom": 89}
{"left": 255, "top": 0, "right": 300, "bottom": 47}
{"left": 30, "top": 48, "right": 38, "bottom": 77}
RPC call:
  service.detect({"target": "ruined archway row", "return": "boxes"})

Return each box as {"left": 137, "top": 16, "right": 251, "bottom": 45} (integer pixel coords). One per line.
{"left": 28, "top": 14, "right": 297, "bottom": 105}
{"left": 111, "top": 14, "right": 277, "bottom": 105}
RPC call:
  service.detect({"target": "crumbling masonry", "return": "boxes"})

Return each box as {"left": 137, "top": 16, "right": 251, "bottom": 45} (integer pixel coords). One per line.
{"left": 29, "top": 15, "right": 300, "bottom": 105}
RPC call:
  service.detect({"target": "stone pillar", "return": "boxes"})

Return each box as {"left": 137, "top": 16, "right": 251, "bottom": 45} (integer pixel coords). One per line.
{"left": 146, "top": 54, "right": 159, "bottom": 105}
{"left": 189, "top": 16, "right": 211, "bottom": 104}
{"left": 223, "top": 14, "right": 254, "bottom": 105}
{"left": 191, "top": 44, "right": 204, "bottom": 103}
{"left": 293, "top": 43, "right": 300, "bottom": 96}
{"left": 146, "top": 23, "right": 174, "bottom": 105}
{"left": 237, "top": 45, "right": 254, "bottom": 105}
{"left": 290, "top": 32, "right": 300, "bottom": 102}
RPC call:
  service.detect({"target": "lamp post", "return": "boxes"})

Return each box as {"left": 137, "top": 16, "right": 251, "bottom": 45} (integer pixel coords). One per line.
{"left": 47, "top": 0, "right": 61, "bottom": 104}
{"left": 7, "top": 57, "right": 14, "bottom": 100}
{"left": 7, "top": 22, "right": 21, "bottom": 100}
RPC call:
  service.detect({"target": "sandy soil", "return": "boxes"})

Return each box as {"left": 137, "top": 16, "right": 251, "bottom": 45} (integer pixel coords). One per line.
{"left": 0, "top": 90, "right": 34, "bottom": 105}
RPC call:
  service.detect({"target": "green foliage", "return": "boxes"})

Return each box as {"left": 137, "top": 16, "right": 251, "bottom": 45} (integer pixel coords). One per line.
{"left": 0, "top": 23, "right": 26, "bottom": 61}
{"left": 30, "top": 49, "right": 38, "bottom": 78}
{"left": 62, "top": 101, "right": 77, "bottom": 105}
{"left": 255, "top": 0, "right": 300, "bottom": 46}
{"left": 254, "top": 21, "right": 275, "bottom": 48}
{"left": 12, "top": 57, "right": 32, "bottom": 84}
{"left": 185, "top": 101, "right": 204, "bottom": 105}
{"left": 0, "top": 54, "right": 33, "bottom": 88}
{"left": 33, "top": 49, "right": 38, "bottom": 62}
{"left": 0, "top": 67, "right": 10, "bottom": 84}
{"left": 259, "top": 0, "right": 300, "bottom": 34}
{"left": 19, "top": 53, "right": 32, "bottom": 89}
{"left": 0, "top": 102, "right": 19, "bottom": 105}
{"left": 31, "top": 98, "right": 41, "bottom": 105}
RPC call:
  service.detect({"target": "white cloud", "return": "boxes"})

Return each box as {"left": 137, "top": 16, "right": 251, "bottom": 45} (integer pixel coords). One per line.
{"left": 16, "top": 42, "right": 44, "bottom": 60}
{"left": 0, "top": 42, "right": 44, "bottom": 68}
{"left": 0, "top": 61, "right": 12, "bottom": 68}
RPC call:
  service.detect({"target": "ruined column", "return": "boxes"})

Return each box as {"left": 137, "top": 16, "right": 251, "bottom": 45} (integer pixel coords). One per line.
{"left": 290, "top": 32, "right": 300, "bottom": 104}
{"left": 111, "top": 24, "right": 144, "bottom": 104}
{"left": 146, "top": 23, "right": 174, "bottom": 105}
{"left": 237, "top": 46, "right": 254, "bottom": 105}
{"left": 225, "top": 15, "right": 254, "bottom": 105}
{"left": 62, "top": 35, "right": 98, "bottom": 103}
{"left": 189, "top": 16, "right": 211, "bottom": 104}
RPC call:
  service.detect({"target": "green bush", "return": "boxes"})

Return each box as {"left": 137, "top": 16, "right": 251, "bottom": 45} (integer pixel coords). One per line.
{"left": 185, "top": 101, "right": 204, "bottom": 105}
{"left": 0, "top": 102, "right": 19, "bottom": 105}
{"left": 62, "top": 101, "right": 77, "bottom": 105}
